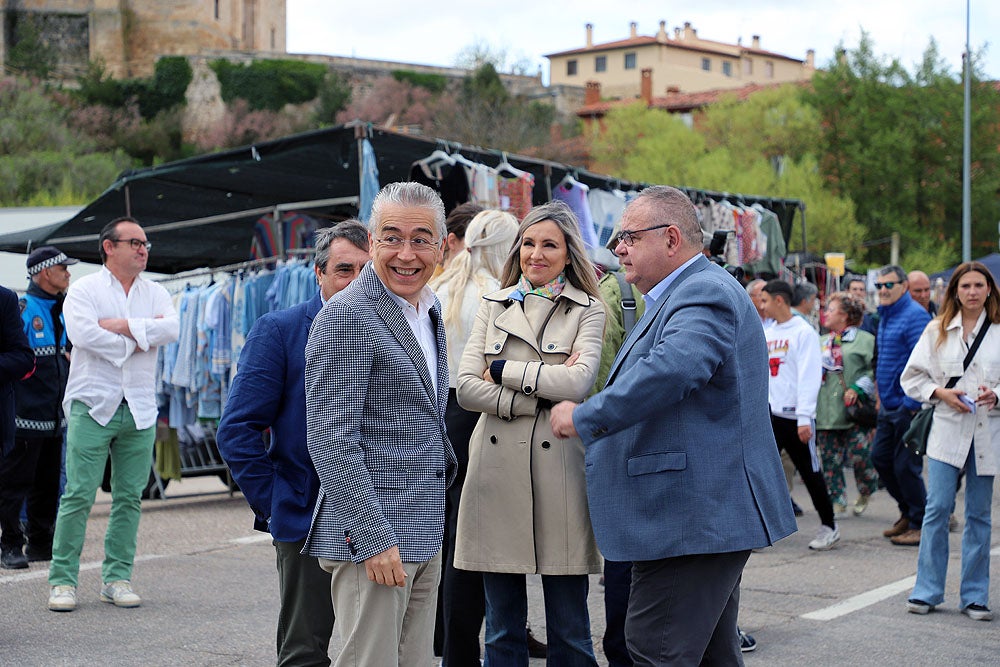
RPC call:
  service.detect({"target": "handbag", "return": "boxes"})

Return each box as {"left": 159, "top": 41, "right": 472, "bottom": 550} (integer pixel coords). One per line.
{"left": 902, "top": 321, "right": 991, "bottom": 457}
{"left": 838, "top": 374, "right": 877, "bottom": 428}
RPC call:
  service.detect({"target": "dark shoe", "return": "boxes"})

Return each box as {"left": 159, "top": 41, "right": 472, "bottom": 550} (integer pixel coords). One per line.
{"left": 962, "top": 604, "right": 993, "bottom": 621}
{"left": 526, "top": 627, "right": 547, "bottom": 659}
{"left": 883, "top": 515, "right": 910, "bottom": 538}
{"left": 738, "top": 628, "right": 757, "bottom": 652}
{"left": 791, "top": 499, "right": 804, "bottom": 517}
{"left": 890, "top": 528, "right": 921, "bottom": 546}
{"left": 906, "top": 598, "right": 934, "bottom": 614}
{"left": 25, "top": 545, "right": 52, "bottom": 562}
{"left": 1, "top": 548, "right": 29, "bottom": 569}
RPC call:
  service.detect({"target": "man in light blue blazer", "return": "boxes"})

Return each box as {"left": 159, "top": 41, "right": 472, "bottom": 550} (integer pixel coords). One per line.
{"left": 551, "top": 186, "right": 796, "bottom": 666}
{"left": 304, "top": 182, "right": 457, "bottom": 667}
{"left": 217, "top": 221, "right": 369, "bottom": 666}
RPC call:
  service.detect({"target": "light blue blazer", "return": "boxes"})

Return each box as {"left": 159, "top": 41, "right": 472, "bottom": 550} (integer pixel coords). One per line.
{"left": 573, "top": 255, "right": 797, "bottom": 562}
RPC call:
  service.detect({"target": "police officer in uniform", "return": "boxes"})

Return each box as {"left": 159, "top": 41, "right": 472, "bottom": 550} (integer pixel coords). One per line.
{"left": 0, "top": 247, "right": 76, "bottom": 569}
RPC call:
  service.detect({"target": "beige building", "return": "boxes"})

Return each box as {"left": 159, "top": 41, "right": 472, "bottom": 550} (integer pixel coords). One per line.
{"left": 547, "top": 20, "right": 814, "bottom": 99}
{"left": 1, "top": 0, "right": 286, "bottom": 78}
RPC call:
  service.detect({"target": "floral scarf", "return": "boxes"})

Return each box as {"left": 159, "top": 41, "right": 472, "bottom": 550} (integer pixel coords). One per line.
{"left": 510, "top": 273, "right": 566, "bottom": 302}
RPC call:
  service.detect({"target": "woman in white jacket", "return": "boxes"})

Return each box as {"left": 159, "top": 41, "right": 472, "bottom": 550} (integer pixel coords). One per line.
{"left": 901, "top": 261, "right": 1000, "bottom": 621}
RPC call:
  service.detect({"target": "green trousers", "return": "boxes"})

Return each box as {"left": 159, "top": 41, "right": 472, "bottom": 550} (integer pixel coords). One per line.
{"left": 49, "top": 401, "right": 154, "bottom": 587}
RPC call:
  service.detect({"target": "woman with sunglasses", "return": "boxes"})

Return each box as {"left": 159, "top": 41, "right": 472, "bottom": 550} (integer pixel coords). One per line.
{"left": 455, "top": 201, "right": 605, "bottom": 666}
{"left": 901, "top": 262, "right": 1000, "bottom": 621}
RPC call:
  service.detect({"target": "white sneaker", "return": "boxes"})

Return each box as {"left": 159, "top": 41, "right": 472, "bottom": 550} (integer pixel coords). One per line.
{"left": 808, "top": 524, "right": 840, "bottom": 551}
{"left": 48, "top": 585, "right": 77, "bottom": 612}
{"left": 100, "top": 580, "right": 141, "bottom": 608}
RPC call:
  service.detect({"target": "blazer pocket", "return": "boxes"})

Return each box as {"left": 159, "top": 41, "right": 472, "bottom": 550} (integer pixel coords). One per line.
{"left": 371, "top": 468, "right": 407, "bottom": 490}
{"left": 627, "top": 451, "right": 687, "bottom": 477}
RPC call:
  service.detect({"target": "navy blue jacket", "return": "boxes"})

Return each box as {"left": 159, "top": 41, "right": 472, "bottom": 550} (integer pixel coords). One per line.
{"left": 216, "top": 292, "right": 322, "bottom": 542}
{"left": 876, "top": 292, "right": 931, "bottom": 411}
{"left": 15, "top": 283, "right": 70, "bottom": 438}
{"left": 0, "top": 286, "right": 35, "bottom": 455}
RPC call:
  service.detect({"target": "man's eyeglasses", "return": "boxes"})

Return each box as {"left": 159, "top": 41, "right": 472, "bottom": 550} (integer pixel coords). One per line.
{"left": 375, "top": 235, "right": 440, "bottom": 253}
{"left": 615, "top": 223, "right": 673, "bottom": 247}
{"left": 112, "top": 238, "right": 152, "bottom": 252}
{"left": 874, "top": 281, "right": 900, "bottom": 290}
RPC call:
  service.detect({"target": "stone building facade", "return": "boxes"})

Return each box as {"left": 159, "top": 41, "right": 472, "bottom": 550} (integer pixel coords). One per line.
{"left": 1, "top": 0, "right": 286, "bottom": 78}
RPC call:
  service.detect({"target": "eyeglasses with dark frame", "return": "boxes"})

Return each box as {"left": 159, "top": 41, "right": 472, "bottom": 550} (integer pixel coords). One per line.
{"left": 111, "top": 238, "right": 152, "bottom": 252}
{"left": 615, "top": 223, "right": 674, "bottom": 247}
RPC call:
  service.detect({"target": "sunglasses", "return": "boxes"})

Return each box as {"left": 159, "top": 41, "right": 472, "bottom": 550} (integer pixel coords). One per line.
{"left": 874, "top": 281, "right": 900, "bottom": 290}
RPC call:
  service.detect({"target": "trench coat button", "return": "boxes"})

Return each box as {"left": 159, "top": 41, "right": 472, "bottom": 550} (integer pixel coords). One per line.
{"left": 541, "top": 440, "right": 551, "bottom": 449}
{"left": 494, "top": 343, "right": 501, "bottom": 350}
{"left": 524, "top": 385, "right": 533, "bottom": 394}
{"left": 490, "top": 434, "right": 498, "bottom": 444}
{"left": 547, "top": 343, "right": 555, "bottom": 350}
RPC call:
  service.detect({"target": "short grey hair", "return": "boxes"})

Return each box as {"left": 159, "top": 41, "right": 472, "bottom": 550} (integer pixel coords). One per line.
{"left": 792, "top": 282, "right": 818, "bottom": 307}
{"left": 368, "top": 182, "right": 446, "bottom": 239}
{"left": 631, "top": 185, "right": 702, "bottom": 248}
{"left": 879, "top": 264, "right": 907, "bottom": 283}
{"left": 314, "top": 219, "right": 369, "bottom": 272}
{"left": 745, "top": 278, "right": 766, "bottom": 295}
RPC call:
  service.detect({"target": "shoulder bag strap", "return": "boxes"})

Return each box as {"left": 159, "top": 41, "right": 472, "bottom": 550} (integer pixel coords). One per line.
{"left": 945, "top": 320, "right": 991, "bottom": 390}
{"left": 613, "top": 271, "right": 637, "bottom": 335}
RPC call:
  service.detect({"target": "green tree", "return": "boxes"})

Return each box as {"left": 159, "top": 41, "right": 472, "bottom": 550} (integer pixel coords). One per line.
{"left": 807, "top": 33, "right": 1000, "bottom": 266}
{"left": 6, "top": 14, "right": 55, "bottom": 79}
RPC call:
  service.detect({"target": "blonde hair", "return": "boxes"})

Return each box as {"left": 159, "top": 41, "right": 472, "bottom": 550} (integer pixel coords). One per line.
{"left": 430, "top": 210, "right": 518, "bottom": 332}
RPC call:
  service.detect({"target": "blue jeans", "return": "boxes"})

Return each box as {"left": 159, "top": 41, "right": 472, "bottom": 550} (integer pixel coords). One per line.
{"left": 483, "top": 572, "right": 597, "bottom": 667}
{"left": 871, "top": 405, "right": 926, "bottom": 527}
{"left": 911, "top": 450, "right": 994, "bottom": 609}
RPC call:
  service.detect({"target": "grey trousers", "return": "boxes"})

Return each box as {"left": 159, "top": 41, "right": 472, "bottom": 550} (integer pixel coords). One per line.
{"left": 627, "top": 550, "right": 751, "bottom": 666}
{"left": 275, "top": 538, "right": 335, "bottom": 667}
{"left": 321, "top": 551, "right": 442, "bottom": 667}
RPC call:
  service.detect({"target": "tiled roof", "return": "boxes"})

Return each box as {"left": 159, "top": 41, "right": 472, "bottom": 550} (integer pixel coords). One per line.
{"left": 576, "top": 81, "right": 801, "bottom": 117}
{"left": 545, "top": 36, "right": 659, "bottom": 58}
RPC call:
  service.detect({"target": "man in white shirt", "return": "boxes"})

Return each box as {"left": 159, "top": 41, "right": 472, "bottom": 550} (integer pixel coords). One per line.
{"left": 47, "top": 217, "right": 179, "bottom": 612}
{"left": 761, "top": 280, "right": 839, "bottom": 551}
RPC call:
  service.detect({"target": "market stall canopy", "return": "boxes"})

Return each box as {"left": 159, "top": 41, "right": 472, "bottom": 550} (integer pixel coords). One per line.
{"left": 930, "top": 253, "right": 1000, "bottom": 285}
{"left": 0, "top": 121, "right": 803, "bottom": 274}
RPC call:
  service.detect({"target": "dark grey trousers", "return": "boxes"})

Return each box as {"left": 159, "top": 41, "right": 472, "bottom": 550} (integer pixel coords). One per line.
{"left": 274, "top": 538, "right": 335, "bottom": 667}
{"left": 626, "top": 550, "right": 750, "bottom": 666}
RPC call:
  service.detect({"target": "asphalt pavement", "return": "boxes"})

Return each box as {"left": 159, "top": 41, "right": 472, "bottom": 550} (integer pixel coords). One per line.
{"left": 2, "top": 474, "right": 998, "bottom": 666}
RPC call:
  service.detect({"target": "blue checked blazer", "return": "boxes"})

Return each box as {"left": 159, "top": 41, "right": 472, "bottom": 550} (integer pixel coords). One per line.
{"left": 302, "top": 263, "right": 456, "bottom": 563}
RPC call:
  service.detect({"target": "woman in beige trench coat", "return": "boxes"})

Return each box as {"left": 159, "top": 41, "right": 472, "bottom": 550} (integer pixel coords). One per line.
{"left": 456, "top": 201, "right": 605, "bottom": 666}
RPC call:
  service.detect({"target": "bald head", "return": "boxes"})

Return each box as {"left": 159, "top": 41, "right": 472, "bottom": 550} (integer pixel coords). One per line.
{"left": 908, "top": 270, "right": 932, "bottom": 310}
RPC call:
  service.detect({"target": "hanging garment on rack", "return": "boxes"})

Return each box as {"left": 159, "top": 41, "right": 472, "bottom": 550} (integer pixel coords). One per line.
{"left": 588, "top": 189, "right": 627, "bottom": 247}
{"left": 553, "top": 178, "right": 600, "bottom": 248}
{"left": 359, "top": 138, "right": 380, "bottom": 223}
{"left": 745, "top": 205, "right": 786, "bottom": 277}
{"left": 409, "top": 160, "right": 471, "bottom": 214}
{"left": 497, "top": 172, "right": 534, "bottom": 221}
{"left": 469, "top": 162, "right": 500, "bottom": 209}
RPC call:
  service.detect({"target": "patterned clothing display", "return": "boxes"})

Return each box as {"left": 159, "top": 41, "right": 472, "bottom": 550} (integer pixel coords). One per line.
{"left": 497, "top": 172, "right": 535, "bottom": 221}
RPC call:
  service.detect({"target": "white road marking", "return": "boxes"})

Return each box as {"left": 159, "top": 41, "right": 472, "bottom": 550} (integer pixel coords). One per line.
{"left": 802, "top": 576, "right": 917, "bottom": 620}
{"left": 0, "top": 554, "right": 164, "bottom": 585}
{"left": 229, "top": 534, "right": 272, "bottom": 545}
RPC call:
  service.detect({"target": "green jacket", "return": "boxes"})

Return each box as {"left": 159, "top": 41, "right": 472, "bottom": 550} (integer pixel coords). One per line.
{"left": 816, "top": 328, "right": 876, "bottom": 430}
{"left": 591, "top": 271, "right": 645, "bottom": 395}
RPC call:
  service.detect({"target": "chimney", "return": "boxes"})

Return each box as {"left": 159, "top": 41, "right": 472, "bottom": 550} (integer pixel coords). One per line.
{"left": 657, "top": 20, "right": 667, "bottom": 40}
{"left": 629, "top": 22, "right": 637, "bottom": 39}
{"left": 674, "top": 27, "right": 681, "bottom": 40}
{"left": 640, "top": 68, "right": 652, "bottom": 105}
{"left": 586, "top": 23, "right": 593, "bottom": 48}
{"left": 805, "top": 49, "right": 815, "bottom": 69}
{"left": 751, "top": 35, "right": 760, "bottom": 49}
{"left": 585, "top": 80, "right": 601, "bottom": 106}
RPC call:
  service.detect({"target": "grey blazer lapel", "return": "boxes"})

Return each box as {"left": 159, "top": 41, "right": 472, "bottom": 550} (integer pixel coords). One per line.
{"left": 362, "top": 267, "right": 438, "bottom": 405}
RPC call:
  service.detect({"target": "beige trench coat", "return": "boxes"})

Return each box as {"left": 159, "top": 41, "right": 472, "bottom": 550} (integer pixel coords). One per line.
{"left": 455, "top": 283, "right": 605, "bottom": 575}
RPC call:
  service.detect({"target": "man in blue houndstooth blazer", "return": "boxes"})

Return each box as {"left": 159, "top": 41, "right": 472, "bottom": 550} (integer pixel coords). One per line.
{"left": 304, "top": 182, "right": 457, "bottom": 667}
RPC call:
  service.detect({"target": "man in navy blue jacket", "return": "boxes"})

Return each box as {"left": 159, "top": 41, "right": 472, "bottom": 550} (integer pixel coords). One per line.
{"left": 0, "top": 283, "right": 37, "bottom": 569}
{"left": 217, "top": 221, "right": 369, "bottom": 666}
{"left": 872, "top": 265, "right": 931, "bottom": 547}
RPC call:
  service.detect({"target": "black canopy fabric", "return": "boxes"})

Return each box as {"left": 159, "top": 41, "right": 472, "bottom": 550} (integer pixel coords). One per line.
{"left": 0, "top": 121, "right": 804, "bottom": 274}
